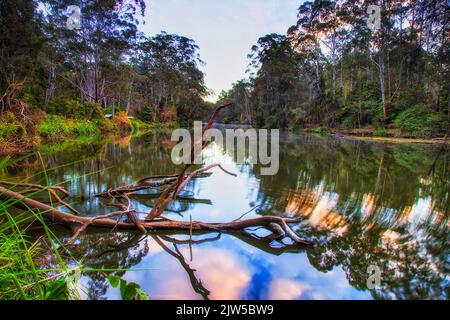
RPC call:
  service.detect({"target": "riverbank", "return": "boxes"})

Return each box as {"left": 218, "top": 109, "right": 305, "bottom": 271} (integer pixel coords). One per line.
{"left": 0, "top": 112, "right": 169, "bottom": 156}
{"left": 302, "top": 126, "right": 449, "bottom": 144}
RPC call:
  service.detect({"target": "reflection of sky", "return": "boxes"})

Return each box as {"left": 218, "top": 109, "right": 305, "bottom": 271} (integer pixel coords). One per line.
{"left": 100, "top": 234, "right": 371, "bottom": 300}
{"left": 182, "top": 143, "right": 261, "bottom": 222}
{"left": 37, "top": 134, "right": 447, "bottom": 300}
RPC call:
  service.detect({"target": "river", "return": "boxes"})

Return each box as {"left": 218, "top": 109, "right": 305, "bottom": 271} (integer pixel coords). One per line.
{"left": 3, "top": 131, "right": 449, "bottom": 300}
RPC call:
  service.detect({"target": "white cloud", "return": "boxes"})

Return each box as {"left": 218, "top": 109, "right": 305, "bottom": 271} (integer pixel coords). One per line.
{"left": 141, "top": 0, "right": 301, "bottom": 101}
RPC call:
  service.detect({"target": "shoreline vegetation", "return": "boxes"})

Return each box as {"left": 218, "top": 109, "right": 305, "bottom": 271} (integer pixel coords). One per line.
{"left": 301, "top": 127, "right": 449, "bottom": 144}
{"left": 1, "top": 1, "right": 449, "bottom": 157}
{"left": 1, "top": 112, "right": 448, "bottom": 157}
{"left": 0, "top": 109, "right": 181, "bottom": 156}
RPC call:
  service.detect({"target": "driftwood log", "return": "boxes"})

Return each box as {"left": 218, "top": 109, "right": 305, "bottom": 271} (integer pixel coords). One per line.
{"left": 0, "top": 185, "right": 311, "bottom": 245}
{"left": 0, "top": 103, "right": 312, "bottom": 247}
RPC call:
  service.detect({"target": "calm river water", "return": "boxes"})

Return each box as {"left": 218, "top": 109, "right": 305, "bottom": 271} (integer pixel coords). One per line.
{"left": 5, "top": 131, "right": 449, "bottom": 299}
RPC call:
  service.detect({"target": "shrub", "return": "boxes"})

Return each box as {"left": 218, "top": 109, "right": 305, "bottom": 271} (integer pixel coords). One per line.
{"left": 95, "top": 117, "right": 117, "bottom": 133}
{"left": 425, "top": 112, "right": 448, "bottom": 136}
{"left": 112, "top": 112, "right": 132, "bottom": 133}
{"left": 130, "top": 118, "right": 152, "bottom": 131}
{"left": 314, "top": 125, "right": 328, "bottom": 135}
{"left": 73, "top": 120, "right": 100, "bottom": 137}
{"left": 65, "top": 99, "right": 103, "bottom": 120}
{"left": 373, "top": 129, "right": 386, "bottom": 137}
{"left": 395, "top": 104, "right": 448, "bottom": 137}
{"left": 38, "top": 115, "right": 100, "bottom": 141}
{"left": 47, "top": 98, "right": 104, "bottom": 120}
{"left": 0, "top": 112, "right": 27, "bottom": 141}
{"left": 38, "top": 115, "right": 71, "bottom": 140}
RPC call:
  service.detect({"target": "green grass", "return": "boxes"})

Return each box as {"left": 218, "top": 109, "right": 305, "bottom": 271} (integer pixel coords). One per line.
{"left": 0, "top": 154, "right": 152, "bottom": 300}
{"left": 373, "top": 128, "right": 387, "bottom": 137}
{"left": 0, "top": 154, "right": 81, "bottom": 300}
{"left": 38, "top": 115, "right": 100, "bottom": 142}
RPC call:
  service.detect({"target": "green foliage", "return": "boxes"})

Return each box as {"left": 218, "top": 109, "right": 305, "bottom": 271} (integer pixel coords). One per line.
{"left": 0, "top": 0, "right": 43, "bottom": 92}
{"left": 47, "top": 99, "right": 104, "bottom": 120}
{"left": 425, "top": 112, "right": 449, "bottom": 136}
{"left": 107, "top": 275, "right": 150, "bottom": 300}
{"left": 0, "top": 112, "right": 27, "bottom": 142}
{"left": 93, "top": 117, "right": 116, "bottom": 133}
{"left": 314, "top": 126, "right": 328, "bottom": 135}
{"left": 38, "top": 115, "right": 100, "bottom": 141}
{"left": 65, "top": 100, "right": 103, "bottom": 120}
{"left": 0, "top": 182, "right": 73, "bottom": 300}
{"left": 41, "top": 278, "right": 69, "bottom": 300}
{"left": 395, "top": 107, "right": 428, "bottom": 137}
{"left": 134, "top": 32, "right": 208, "bottom": 122}
{"left": 140, "top": 105, "right": 155, "bottom": 123}
{"left": 395, "top": 104, "right": 448, "bottom": 137}
{"left": 373, "top": 129, "right": 387, "bottom": 137}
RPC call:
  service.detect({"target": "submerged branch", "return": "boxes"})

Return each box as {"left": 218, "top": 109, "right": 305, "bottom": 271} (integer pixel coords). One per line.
{"left": 0, "top": 185, "right": 312, "bottom": 246}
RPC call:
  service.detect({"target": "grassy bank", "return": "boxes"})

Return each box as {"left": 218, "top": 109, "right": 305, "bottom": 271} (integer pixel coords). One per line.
{"left": 0, "top": 111, "right": 169, "bottom": 156}
{"left": 0, "top": 157, "right": 75, "bottom": 299}
{"left": 301, "top": 125, "right": 449, "bottom": 144}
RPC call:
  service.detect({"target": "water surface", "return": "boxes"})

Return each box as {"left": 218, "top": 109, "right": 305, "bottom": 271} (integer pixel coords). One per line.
{"left": 5, "top": 132, "right": 449, "bottom": 300}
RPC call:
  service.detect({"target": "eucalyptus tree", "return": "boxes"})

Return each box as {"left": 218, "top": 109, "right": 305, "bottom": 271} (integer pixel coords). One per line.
{"left": 42, "top": 0, "right": 146, "bottom": 104}
{"left": 133, "top": 32, "right": 208, "bottom": 122}
{"left": 247, "top": 34, "right": 306, "bottom": 128}
{"left": 217, "top": 80, "right": 253, "bottom": 124}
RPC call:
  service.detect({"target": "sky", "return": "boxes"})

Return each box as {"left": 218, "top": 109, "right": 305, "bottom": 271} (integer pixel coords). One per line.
{"left": 140, "top": 0, "right": 302, "bottom": 102}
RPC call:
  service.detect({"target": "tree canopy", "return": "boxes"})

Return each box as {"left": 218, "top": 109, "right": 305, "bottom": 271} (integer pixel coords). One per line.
{"left": 220, "top": 0, "right": 449, "bottom": 136}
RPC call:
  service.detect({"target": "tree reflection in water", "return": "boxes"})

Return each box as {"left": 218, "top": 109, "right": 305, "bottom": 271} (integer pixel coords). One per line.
{"left": 7, "top": 131, "right": 449, "bottom": 299}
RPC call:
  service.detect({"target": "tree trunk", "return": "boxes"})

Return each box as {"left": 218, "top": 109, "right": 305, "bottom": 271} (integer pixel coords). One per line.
{"left": 44, "top": 63, "right": 56, "bottom": 110}
{"left": 126, "top": 85, "right": 132, "bottom": 114}
{"left": 379, "top": 54, "right": 387, "bottom": 122}
{"left": 112, "top": 97, "right": 115, "bottom": 117}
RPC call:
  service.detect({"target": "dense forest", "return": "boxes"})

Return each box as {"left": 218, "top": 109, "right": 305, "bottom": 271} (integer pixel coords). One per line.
{"left": 0, "top": 0, "right": 449, "bottom": 156}
{"left": 0, "top": 0, "right": 212, "bottom": 154}
{"left": 219, "top": 0, "right": 449, "bottom": 136}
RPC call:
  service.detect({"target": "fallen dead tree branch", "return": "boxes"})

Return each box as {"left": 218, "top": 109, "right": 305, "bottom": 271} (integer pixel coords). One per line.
{"left": 146, "top": 103, "right": 232, "bottom": 221}
{"left": 0, "top": 102, "right": 312, "bottom": 247}
{"left": 0, "top": 181, "right": 80, "bottom": 215}
{"left": 0, "top": 185, "right": 312, "bottom": 245}
{"left": 94, "top": 172, "right": 212, "bottom": 198}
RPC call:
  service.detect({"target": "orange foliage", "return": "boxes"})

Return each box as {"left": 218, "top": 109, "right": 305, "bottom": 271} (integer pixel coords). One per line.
{"left": 161, "top": 105, "right": 177, "bottom": 122}
{"left": 112, "top": 112, "right": 132, "bottom": 133}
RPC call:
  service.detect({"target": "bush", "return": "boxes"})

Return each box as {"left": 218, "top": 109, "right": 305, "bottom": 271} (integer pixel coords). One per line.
{"left": 112, "top": 112, "right": 132, "bottom": 133}
{"left": 65, "top": 99, "right": 103, "bottom": 120}
{"left": 425, "top": 112, "right": 448, "bottom": 136}
{"left": 314, "top": 125, "right": 328, "bottom": 135}
{"left": 373, "top": 129, "right": 386, "bottom": 137}
{"left": 47, "top": 98, "right": 104, "bottom": 120}
{"left": 395, "top": 104, "right": 448, "bottom": 137}
{"left": 130, "top": 118, "right": 151, "bottom": 131}
{"left": 95, "top": 117, "right": 117, "bottom": 133}
{"left": 0, "top": 112, "right": 27, "bottom": 142}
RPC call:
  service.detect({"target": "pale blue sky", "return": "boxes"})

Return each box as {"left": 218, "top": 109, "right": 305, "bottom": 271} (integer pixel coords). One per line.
{"left": 141, "top": 0, "right": 302, "bottom": 101}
